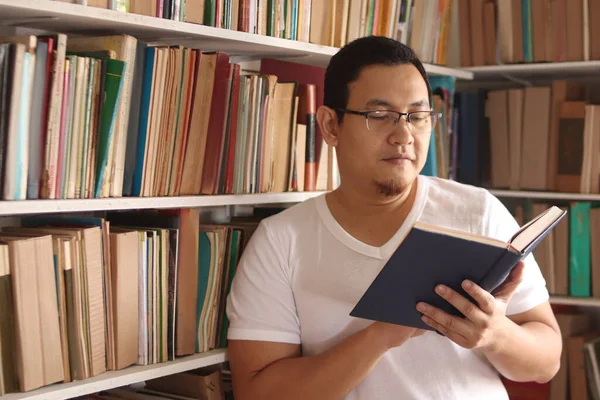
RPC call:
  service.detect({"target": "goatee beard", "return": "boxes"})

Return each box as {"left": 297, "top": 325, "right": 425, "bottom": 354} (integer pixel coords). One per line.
{"left": 375, "top": 179, "right": 404, "bottom": 197}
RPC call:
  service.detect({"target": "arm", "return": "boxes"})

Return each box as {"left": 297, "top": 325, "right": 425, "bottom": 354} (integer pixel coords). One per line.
{"left": 228, "top": 322, "right": 423, "bottom": 400}
{"left": 417, "top": 262, "right": 561, "bottom": 384}
{"left": 483, "top": 302, "right": 561, "bottom": 383}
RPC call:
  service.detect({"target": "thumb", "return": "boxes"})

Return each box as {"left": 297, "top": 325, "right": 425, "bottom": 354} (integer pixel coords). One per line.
{"left": 492, "top": 261, "right": 525, "bottom": 303}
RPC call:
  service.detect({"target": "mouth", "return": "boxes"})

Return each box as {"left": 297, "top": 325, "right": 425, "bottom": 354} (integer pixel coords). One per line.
{"left": 382, "top": 155, "right": 414, "bottom": 164}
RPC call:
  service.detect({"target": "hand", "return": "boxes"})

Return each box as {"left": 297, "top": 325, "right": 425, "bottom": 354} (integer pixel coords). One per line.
{"left": 370, "top": 321, "right": 427, "bottom": 350}
{"left": 415, "top": 261, "right": 525, "bottom": 352}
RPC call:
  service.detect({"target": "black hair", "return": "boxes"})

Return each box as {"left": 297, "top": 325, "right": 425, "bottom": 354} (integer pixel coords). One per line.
{"left": 324, "top": 36, "right": 432, "bottom": 121}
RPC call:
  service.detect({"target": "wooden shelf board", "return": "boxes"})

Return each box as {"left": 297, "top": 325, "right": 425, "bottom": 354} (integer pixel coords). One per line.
{"left": 550, "top": 296, "right": 600, "bottom": 307}
{"left": 0, "top": 0, "right": 473, "bottom": 78}
{"left": 0, "top": 192, "right": 328, "bottom": 216}
{"left": 489, "top": 189, "right": 600, "bottom": 202}
{"left": 0, "top": 349, "right": 227, "bottom": 400}
{"left": 465, "top": 60, "right": 600, "bottom": 79}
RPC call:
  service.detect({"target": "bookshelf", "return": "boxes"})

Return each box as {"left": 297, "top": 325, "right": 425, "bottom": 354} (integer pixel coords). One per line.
{"left": 0, "top": 192, "right": 326, "bottom": 216}
{"left": 0, "top": 0, "right": 474, "bottom": 79}
{"left": 1, "top": 0, "right": 599, "bottom": 399}
{"left": 489, "top": 190, "right": 600, "bottom": 202}
{"left": 0, "top": 1, "right": 478, "bottom": 399}
{"left": 0, "top": 349, "right": 227, "bottom": 400}
{"left": 465, "top": 60, "right": 600, "bottom": 79}
{"left": 550, "top": 296, "right": 600, "bottom": 308}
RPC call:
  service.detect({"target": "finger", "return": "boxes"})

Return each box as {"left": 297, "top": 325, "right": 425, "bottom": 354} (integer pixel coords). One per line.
{"left": 434, "top": 284, "right": 488, "bottom": 325}
{"left": 490, "top": 261, "right": 525, "bottom": 302}
{"left": 460, "top": 279, "right": 496, "bottom": 314}
{"left": 420, "top": 314, "right": 469, "bottom": 347}
{"left": 416, "top": 302, "right": 473, "bottom": 338}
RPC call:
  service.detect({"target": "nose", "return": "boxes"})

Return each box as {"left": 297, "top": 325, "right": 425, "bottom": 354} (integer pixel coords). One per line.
{"left": 387, "top": 118, "right": 414, "bottom": 146}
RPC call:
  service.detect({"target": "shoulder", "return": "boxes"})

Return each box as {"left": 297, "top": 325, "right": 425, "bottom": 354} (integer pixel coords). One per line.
{"left": 258, "top": 195, "right": 322, "bottom": 236}
{"left": 243, "top": 196, "right": 322, "bottom": 258}
{"left": 419, "top": 176, "right": 514, "bottom": 238}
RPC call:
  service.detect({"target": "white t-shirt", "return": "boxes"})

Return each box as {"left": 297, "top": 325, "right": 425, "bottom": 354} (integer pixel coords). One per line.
{"left": 226, "top": 175, "right": 549, "bottom": 400}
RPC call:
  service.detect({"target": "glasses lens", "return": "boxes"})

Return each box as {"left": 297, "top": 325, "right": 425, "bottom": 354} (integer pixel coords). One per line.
{"left": 365, "top": 110, "right": 398, "bottom": 133}
{"left": 409, "top": 111, "right": 438, "bottom": 134}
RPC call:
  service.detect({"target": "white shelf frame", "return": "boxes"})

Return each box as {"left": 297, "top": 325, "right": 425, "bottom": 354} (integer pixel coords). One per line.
{"left": 2, "top": 189, "right": 600, "bottom": 217}
{"left": 0, "top": 192, "right": 327, "bottom": 216}
{"left": 464, "top": 60, "right": 600, "bottom": 78}
{"left": 0, "top": 349, "right": 227, "bottom": 400}
{"left": 489, "top": 189, "right": 600, "bottom": 202}
{"left": 0, "top": 0, "right": 473, "bottom": 79}
{"left": 550, "top": 296, "right": 600, "bottom": 307}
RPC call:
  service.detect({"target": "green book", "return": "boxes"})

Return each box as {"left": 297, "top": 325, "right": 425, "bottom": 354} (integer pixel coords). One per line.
{"left": 367, "top": 0, "right": 376, "bottom": 36}
{"left": 94, "top": 59, "right": 126, "bottom": 198}
{"left": 570, "top": 202, "right": 591, "bottom": 297}
{"left": 267, "top": 0, "right": 276, "bottom": 36}
{"left": 204, "top": 0, "right": 216, "bottom": 27}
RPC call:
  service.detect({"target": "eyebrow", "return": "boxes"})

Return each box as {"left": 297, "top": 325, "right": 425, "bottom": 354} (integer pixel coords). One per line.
{"left": 365, "top": 98, "right": 430, "bottom": 109}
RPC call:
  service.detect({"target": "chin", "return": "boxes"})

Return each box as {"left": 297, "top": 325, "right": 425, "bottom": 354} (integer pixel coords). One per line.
{"left": 373, "top": 175, "right": 415, "bottom": 197}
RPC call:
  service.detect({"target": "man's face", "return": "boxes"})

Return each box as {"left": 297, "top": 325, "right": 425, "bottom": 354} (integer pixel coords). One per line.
{"left": 336, "top": 63, "right": 431, "bottom": 196}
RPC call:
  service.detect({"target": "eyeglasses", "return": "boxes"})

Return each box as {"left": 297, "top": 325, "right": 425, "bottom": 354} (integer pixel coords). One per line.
{"left": 337, "top": 109, "right": 442, "bottom": 135}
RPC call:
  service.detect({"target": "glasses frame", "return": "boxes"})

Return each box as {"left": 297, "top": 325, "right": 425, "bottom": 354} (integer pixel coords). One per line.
{"left": 337, "top": 108, "right": 442, "bottom": 134}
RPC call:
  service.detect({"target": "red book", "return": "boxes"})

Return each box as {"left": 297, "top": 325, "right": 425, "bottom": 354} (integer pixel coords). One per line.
{"left": 224, "top": 65, "right": 241, "bottom": 194}
{"left": 259, "top": 59, "right": 325, "bottom": 191}
{"left": 200, "top": 52, "right": 232, "bottom": 195}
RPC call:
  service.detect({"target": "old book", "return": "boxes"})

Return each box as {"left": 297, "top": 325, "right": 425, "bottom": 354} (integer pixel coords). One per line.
{"left": 67, "top": 35, "right": 137, "bottom": 198}
{"left": 556, "top": 101, "right": 586, "bottom": 192}
{"left": 351, "top": 206, "right": 566, "bottom": 330}
{"left": 0, "top": 244, "right": 17, "bottom": 395}
{"left": 520, "top": 87, "right": 551, "bottom": 190}
{"left": 110, "top": 230, "right": 140, "bottom": 370}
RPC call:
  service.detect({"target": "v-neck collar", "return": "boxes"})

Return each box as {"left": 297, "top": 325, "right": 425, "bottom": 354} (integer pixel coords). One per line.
{"left": 315, "top": 175, "right": 429, "bottom": 260}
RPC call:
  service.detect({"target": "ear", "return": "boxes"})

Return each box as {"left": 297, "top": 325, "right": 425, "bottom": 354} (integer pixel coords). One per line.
{"left": 316, "top": 106, "right": 340, "bottom": 147}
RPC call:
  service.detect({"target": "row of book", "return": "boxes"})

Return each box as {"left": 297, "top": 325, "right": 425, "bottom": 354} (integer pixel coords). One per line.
{"left": 0, "top": 32, "right": 340, "bottom": 201}
{"left": 508, "top": 200, "right": 599, "bottom": 299}
{"left": 459, "top": 0, "right": 600, "bottom": 67}
{"left": 54, "top": 0, "right": 428, "bottom": 54}
{"left": 0, "top": 210, "right": 263, "bottom": 395}
{"left": 500, "top": 200, "right": 600, "bottom": 399}
{"left": 450, "top": 80, "right": 600, "bottom": 194}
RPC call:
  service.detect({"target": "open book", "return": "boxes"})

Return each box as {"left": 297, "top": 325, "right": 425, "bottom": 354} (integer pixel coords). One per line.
{"left": 350, "top": 206, "right": 566, "bottom": 330}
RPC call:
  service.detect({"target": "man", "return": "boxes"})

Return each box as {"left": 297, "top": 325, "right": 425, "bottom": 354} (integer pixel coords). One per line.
{"left": 225, "top": 36, "right": 561, "bottom": 399}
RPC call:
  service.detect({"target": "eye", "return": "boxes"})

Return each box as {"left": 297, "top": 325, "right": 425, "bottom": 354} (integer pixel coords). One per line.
{"left": 368, "top": 111, "right": 395, "bottom": 121}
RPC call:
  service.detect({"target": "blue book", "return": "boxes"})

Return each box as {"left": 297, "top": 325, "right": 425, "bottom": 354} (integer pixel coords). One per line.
{"left": 131, "top": 47, "right": 156, "bottom": 197}
{"left": 350, "top": 206, "right": 566, "bottom": 330}
{"left": 522, "top": 0, "right": 533, "bottom": 62}
{"left": 422, "top": 76, "right": 456, "bottom": 178}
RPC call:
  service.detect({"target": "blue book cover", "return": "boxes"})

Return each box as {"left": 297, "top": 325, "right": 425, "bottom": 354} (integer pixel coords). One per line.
{"left": 522, "top": 0, "right": 533, "bottom": 62}
{"left": 422, "top": 76, "right": 456, "bottom": 178}
{"left": 350, "top": 207, "right": 566, "bottom": 330}
{"left": 122, "top": 40, "right": 148, "bottom": 196}
{"left": 131, "top": 47, "right": 156, "bottom": 197}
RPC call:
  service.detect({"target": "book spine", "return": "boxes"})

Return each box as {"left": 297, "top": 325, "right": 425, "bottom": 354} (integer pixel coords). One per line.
{"left": 570, "top": 202, "right": 591, "bottom": 297}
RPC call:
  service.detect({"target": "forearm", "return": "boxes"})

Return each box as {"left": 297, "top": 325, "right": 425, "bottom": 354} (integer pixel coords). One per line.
{"left": 245, "top": 324, "right": 403, "bottom": 400}
{"left": 484, "top": 317, "right": 561, "bottom": 383}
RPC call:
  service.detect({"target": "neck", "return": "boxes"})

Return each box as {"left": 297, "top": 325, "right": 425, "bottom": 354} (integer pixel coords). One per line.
{"left": 328, "top": 177, "right": 418, "bottom": 218}
{"left": 324, "top": 177, "right": 419, "bottom": 247}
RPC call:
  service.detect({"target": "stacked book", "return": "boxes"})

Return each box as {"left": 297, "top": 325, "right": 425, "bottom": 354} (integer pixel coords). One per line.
{"left": 0, "top": 210, "right": 263, "bottom": 395}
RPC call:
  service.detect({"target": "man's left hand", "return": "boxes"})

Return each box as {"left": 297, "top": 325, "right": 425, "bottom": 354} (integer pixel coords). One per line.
{"left": 416, "top": 261, "right": 525, "bottom": 352}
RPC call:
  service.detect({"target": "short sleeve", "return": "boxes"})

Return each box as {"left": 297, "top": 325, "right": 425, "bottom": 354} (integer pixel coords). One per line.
{"left": 483, "top": 193, "right": 550, "bottom": 316}
{"left": 226, "top": 221, "right": 301, "bottom": 344}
